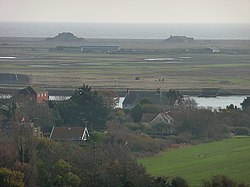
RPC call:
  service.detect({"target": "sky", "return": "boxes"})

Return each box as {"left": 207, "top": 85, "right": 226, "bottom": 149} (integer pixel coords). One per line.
{"left": 0, "top": 0, "right": 250, "bottom": 23}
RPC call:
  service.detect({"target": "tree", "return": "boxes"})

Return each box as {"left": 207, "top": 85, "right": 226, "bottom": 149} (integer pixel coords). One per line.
{"left": 131, "top": 104, "right": 143, "bottom": 123}
{"left": 166, "top": 90, "right": 183, "bottom": 108}
{"left": 53, "top": 159, "right": 81, "bottom": 187}
{"left": 58, "top": 85, "right": 113, "bottom": 130}
{"left": 241, "top": 97, "right": 250, "bottom": 111}
{"left": 140, "top": 98, "right": 153, "bottom": 105}
{"left": 0, "top": 167, "right": 24, "bottom": 187}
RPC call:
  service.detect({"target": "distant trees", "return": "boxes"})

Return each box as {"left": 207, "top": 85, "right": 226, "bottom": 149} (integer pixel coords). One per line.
{"left": 171, "top": 107, "right": 229, "bottom": 141}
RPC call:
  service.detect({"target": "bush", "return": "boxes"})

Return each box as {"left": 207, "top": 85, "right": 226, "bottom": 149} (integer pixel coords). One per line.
{"left": 152, "top": 176, "right": 188, "bottom": 187}
{"left": 176, "top": 132, "right": 193, "bottom": 143}
{"left": 0, "top": 167, "right": 24, "bottom": 187}
{"left": 168, "top": 176, "right": 189, "bottom": 187}
{"left": 231, "top": 127, "right": 249, "bottom": 136}
{"left": 201, "top": 175, "right": 249, "bottom": 187}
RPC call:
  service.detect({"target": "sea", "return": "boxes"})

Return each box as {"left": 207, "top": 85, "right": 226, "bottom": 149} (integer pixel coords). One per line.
{"left": 0, "top": 22, "right": 250, "bottom": 39}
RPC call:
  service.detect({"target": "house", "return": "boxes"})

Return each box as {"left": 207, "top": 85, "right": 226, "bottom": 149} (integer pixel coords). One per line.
{"left": 151, "top": 112, "right": 174, "bottom": 125}
{"left": 122, "top": 89, "right": 167, "bottom": 110}
{"left": 150, "top": 112, "right": 174, "bottom": 134}
{"left": 18, "top": 86, "right": 48, "bottom": 103}
{"left": 50, "top": 127, "right": 90, "bottom": 141}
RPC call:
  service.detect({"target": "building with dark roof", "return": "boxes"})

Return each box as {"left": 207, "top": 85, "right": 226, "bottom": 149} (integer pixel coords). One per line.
{"left": 50, "top": 127, "right": 89, "bottom": 141}
{"left": 80, "top": 45, "right": 120, "bottom": 53}
{"left": 122, "top": 90, "right": 167, "bottom": 109}
{"left": 18, "top": 86, "right": 48, "bottom": 103}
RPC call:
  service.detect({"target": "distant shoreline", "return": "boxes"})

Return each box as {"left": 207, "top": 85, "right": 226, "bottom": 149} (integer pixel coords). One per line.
{"left": 1, "top": 36, "right": 250, "bottom": 41}
{"left": 0, "top": 22, "right": 250, "bottom": 39}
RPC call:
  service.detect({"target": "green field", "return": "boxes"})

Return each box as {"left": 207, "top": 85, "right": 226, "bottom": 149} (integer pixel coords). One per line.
{"left": 139, "top": 136, "right": 250, "bottom": 187}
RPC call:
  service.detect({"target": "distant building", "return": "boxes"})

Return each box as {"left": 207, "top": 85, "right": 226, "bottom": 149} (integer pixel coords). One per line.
{"left": 141, "top": 112, "right": 175, "bottom": 134}
{"left": 80, "top": 45, "right": 120, "bottom": 53}
{"left": 51, "top": 45, "right": 120, "bottom": 53}
{"left": 151, "top": 112, "right": 174, "bottom": 125}
{"left": 50, "top": 127, "right": 90, "bottom": 141}
{"left": 122, "top": 89, "right": 167, "bottom": 110}
{"left": 151, "top": 112, "right": 175, "bottom": 134}
{"left": 199, "top": 88, "right": 220, "bottom": 97}
{"left": 205, "top": 47, "right": 220, "bottom": 53}
{"left": 18, "top": 86, "right": 48, "bottom": 103}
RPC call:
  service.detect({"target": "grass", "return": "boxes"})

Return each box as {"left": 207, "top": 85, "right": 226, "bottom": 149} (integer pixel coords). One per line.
{"left": 0, "top": 37, "right": 250, "bottom": 91}
{"left": 139, "top": 136, "right": 250, "bottom": 187}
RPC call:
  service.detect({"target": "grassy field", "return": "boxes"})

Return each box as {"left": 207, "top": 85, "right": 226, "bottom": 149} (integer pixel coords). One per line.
{"left": 139, "top": 136, "right": 250, "bottom": 187}
{"left": 0, "top": 37, "right": 250, "bottom": 92}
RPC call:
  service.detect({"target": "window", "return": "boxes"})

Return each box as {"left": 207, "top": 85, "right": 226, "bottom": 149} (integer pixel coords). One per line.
{"left": 44, "top": 93, "right": 47, "bottom": 96}
{"left": 41, "top": 93, "right": 43, "bottom": 97}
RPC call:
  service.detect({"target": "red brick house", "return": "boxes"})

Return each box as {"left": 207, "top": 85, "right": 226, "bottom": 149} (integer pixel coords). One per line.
{"left": 18, "top": 86, "right": 48, "bottom": 103}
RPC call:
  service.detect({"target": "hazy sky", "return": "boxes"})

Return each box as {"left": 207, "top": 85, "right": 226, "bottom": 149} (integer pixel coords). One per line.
{"left": 0, "top": 0, "right": 250, "bottom": 23}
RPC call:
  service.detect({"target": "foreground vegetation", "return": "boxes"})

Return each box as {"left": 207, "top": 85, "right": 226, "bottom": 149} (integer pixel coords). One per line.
{"left": 139, "top": 136, "right": 250, "bottom": 187}
{"left": 1, "top": 85, "right": 250, "bottom": 186}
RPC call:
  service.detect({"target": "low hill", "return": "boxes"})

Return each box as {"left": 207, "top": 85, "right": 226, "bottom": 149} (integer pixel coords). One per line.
{"left": 139, "top": 136, "right": 250, "bottom": 187}
{"left": 165, "top": 35, "right": 194, "bottom": 42}
{"left": 46, "top": 32, "right": 83, "bottom": 42}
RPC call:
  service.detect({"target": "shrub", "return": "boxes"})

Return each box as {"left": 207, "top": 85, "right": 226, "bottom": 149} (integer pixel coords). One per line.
{"left": 231, "top": 127, "right": 249, "bottom": 136}
{"left": 0, "top": 167, "right": 24, "bottom": 187}
{"left": 201, "top": 175, "right": 249, "bottom": 187}
{"left": 152, "top": 176, "right": 188, "bottom": 187}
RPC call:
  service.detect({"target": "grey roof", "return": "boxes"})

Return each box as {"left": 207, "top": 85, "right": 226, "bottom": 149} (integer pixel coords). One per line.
{"left": 18, "top": 86, "right": 46, "bottom": 95}
{"left": 122, "top": 91, "right": 167, "bottom": 106}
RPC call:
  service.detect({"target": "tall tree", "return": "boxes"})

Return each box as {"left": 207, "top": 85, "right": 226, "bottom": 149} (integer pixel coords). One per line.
{"left": 166, "top": 89, "right": 183, "bottom": 108}
{"left": 59, "top": 85, "right": 113, "bottom": 130}
{"left": 131, "top": 104, "right": 143, "bottom": 123}
{"left": 241, "top": 97, "right": 250, "bottom": 111}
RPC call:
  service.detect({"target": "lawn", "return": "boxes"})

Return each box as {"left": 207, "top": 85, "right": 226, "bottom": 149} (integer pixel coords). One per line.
{"left": 139, "top": 136, "right": 250, "bottom": 187}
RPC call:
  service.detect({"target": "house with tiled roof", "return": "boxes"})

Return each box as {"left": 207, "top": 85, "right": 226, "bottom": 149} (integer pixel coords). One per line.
{"left": 50, "top": 127, "right": 90, "bottom": 141}
{"left": 18, "top": 86, "right": 48, "bottom": 103}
